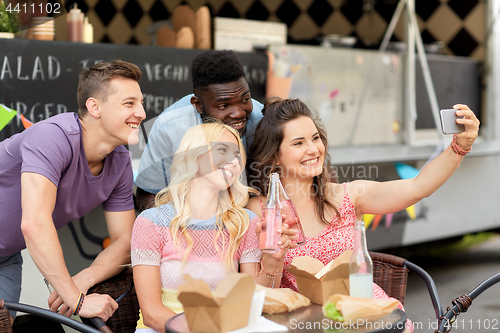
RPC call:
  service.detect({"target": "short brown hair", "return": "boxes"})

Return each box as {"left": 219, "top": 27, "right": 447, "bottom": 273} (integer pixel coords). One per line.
{"left": 77, "top": 60, "right": 142, "bottom": 117}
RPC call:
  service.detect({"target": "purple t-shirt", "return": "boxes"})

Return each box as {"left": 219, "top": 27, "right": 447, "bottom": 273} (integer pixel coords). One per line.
{"left": 0, "top": 113, "right": 134, "bottom": 256}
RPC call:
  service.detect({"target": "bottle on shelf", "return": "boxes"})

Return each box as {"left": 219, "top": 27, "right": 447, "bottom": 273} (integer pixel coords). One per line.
{"left": 67, "top": 3, "right": 83, "bottom": 42}
{"left": 259, "top": 173, "right": 283, "bottom": 253}
{"left": 349, "top": 220, "right": 373, "bottom": 298}
{"left": 83, "top": 17, "right": 93, "bottom": 44}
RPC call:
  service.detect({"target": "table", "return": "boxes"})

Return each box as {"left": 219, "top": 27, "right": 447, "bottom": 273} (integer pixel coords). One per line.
{"left": 164, "top": 304, "right": 406, "bottom": 333}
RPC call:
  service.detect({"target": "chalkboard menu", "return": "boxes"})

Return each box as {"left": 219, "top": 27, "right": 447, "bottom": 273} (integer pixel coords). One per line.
{"left": 0, "top": 39, "right": 267, "bottom": 141}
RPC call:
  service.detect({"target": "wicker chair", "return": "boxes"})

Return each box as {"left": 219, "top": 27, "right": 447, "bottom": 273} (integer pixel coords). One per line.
{"left": 369, "top": 251, "right": 500, "bottom": 332}
{"left": 369, "top": 251, "right": 410, "bottom": 305}
{"left": 0, "top": 307, "right": 11, "bottom": 333}
{"left": 81, "top": 267, "right": 140, "bottom": 333}
{"left": 0, "top": 299, "right": 102, "bottom": 333}
{"left": 0, "top": 268, "right": 137, "bottom": 333}
{"left": 370, "top": 251, "right": 445, "bottom": 321}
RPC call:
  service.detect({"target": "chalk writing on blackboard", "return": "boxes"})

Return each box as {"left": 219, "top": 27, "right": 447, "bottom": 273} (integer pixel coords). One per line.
{"left": 0, "top": 39, "right": 268, "bottom": 141}
{"left": 1, "top": 55, "right": 61, "bottom": 81}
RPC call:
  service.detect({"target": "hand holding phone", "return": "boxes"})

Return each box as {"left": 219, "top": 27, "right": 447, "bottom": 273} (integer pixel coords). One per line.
{"left": 440, "top": 109, "right": 465, "bottom": 135}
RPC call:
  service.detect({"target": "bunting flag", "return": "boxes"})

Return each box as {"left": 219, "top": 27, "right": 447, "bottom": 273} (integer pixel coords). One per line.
{"left": 406, "top": 205, "right": 416, "bottom": 220}
{"left": 0, "top": 103, "right": 17, "bottom": 132}
{"left": 19, "top": 114, "right": 33, "bottom": 129}
{"left": 394, "top": 162, "right": 420, "bottom": 179}
{"left": 385, "top": 213, "right": 394, "bottom": 228}
{"left": 366, "top": 163, "right": 420, "bottom": 232}
{"left": 362, "top": 214, "right": 375, "bottom": 228}
{"left": 370, "top": 215, "right": 383, "bottom": 231}
{"left": 395, "top": 162, "right": 421, "bottom": 220}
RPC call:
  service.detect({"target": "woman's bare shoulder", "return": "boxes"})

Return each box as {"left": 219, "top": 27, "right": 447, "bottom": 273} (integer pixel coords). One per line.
{"left": 325, "top": 182, "right": 345, "bottom": 201}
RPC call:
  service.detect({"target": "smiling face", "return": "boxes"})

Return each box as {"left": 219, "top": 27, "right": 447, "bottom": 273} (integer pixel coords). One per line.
{"left": 196, "top": 130, "right": 242, "bottom": 191}
{"left": 277, "top": 116, "right": 326, "bottom": 180}
{"left": 97, "top": 78, "right": 146, "bottom": 146}
{"left": 193, "top": 77, "right": 253, "bottom": 136}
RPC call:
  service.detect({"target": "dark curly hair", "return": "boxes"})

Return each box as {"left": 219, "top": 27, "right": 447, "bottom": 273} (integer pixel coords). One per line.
{"left": 191, "top": 50, "right": 246, "bottom": 92}
{"left": 247, "top": 97, "right": 338, "bottom": 224}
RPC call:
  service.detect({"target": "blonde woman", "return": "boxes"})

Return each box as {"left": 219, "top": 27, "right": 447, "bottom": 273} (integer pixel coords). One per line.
{"left": 131, "top": 122, "right": 295, "bottom": 333}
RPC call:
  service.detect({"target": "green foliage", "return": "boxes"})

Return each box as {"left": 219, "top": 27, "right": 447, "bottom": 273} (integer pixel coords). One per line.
{"left": 426, "top": 232, "right": 498, "bottom": 258}
{"left": 0, "top": 0, "right": 19, "bottom": 33}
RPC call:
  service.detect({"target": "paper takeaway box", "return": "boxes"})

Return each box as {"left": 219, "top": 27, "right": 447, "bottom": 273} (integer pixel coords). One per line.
{"left": 177, "top": 273, "right": 255, "bottom": 333}
{"left": 286, "top": 250, "right": 352, "bottom": 305}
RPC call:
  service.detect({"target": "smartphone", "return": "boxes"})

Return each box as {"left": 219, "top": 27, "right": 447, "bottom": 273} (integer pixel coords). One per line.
{"left": 440, "top": 109, "right": 465, "bottom": 135}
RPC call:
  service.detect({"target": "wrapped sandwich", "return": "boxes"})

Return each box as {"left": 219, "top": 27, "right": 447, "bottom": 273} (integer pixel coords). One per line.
{"left": 256, "top": 285, "right": 311, "bottom": 314}
{"left": 322, "top": 294, "right": 399, "bottom": 322}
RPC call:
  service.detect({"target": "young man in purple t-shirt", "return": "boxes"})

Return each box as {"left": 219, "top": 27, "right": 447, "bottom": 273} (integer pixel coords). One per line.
{"left": 0, "top": 60, "right": 146, "bottom": 324}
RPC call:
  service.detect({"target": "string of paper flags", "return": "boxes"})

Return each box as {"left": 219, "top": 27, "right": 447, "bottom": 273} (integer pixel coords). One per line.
{"left": 363, "top": 162, "right": 420, "bottom": 231}
{"left": 0, "top": 103, "right": 33, "bottom": 131}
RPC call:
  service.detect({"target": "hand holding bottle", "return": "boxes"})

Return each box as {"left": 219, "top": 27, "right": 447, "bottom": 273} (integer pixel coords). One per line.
{"left": 257, "top": 221, "right": 298, "bottom": 289}
{"left": 256, "top": 220, "right": 298, "bottom": 258}
{"left": 278, "top": 180, "right": 306, "bottom": 246}
{"left": 259, "top": 172, "right": 306, "bottom": 253}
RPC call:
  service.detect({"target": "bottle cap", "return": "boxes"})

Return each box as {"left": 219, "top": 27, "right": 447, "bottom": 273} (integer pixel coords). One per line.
{"left": 69, "top": 3, "right": 82, "bottom": 20}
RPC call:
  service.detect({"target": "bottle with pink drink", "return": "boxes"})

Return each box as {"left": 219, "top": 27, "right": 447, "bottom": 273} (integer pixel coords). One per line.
{"left": 278, "top": 180, "right": 306, "bottom": 246}
{"left": 259, "top": 173, "right": 282, "bottom": 253}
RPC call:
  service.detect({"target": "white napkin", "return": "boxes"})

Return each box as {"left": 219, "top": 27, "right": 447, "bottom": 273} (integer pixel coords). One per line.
{"left": 227, "top": 290, "right": 288, "bottom": 333}
{"left": 227, "top": 316, "right": 288, "bottom": 333}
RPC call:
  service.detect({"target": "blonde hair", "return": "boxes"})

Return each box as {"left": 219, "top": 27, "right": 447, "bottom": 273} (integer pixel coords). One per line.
{"left": 155, "top": 122, "right": 255, "bottom": 272}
